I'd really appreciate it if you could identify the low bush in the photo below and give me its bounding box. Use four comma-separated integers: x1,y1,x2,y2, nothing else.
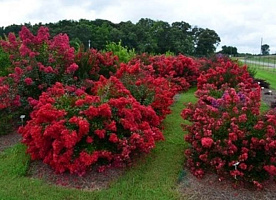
105,41,136,63
19,79,164,175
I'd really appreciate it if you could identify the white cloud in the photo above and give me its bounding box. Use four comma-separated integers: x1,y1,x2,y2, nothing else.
1,0,276,54
0,0,41,25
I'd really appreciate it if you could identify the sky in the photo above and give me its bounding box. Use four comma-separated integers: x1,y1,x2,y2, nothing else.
0,0,275,54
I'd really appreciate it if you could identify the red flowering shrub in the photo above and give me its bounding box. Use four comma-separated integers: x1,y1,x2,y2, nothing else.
149,54,200,92
19,80,164,175
197,58,254,90
74,48,119,81
129,54,200,92
0,26,77,110
116,62,175,120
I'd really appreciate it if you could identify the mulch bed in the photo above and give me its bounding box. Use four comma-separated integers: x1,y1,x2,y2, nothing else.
0,129,21,152
261,88,276,108
27,161,125,190
178,169,276,200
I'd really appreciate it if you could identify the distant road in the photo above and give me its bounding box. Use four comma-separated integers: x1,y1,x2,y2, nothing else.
239,59,276,68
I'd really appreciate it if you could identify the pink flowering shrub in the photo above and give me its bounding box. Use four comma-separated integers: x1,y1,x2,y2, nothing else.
182,58,276,189
0,26,77,110
183,89,276,188
19,79,164,175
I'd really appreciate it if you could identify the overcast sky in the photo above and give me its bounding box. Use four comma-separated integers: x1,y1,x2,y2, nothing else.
1,0,275,54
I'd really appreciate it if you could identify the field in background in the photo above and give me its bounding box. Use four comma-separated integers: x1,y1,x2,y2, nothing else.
236,55,276,72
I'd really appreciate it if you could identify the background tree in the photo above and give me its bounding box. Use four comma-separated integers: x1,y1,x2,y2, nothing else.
193,28,221,56
0,18,221,57
261,44,270,55
169,21,194,55
221,45,238,56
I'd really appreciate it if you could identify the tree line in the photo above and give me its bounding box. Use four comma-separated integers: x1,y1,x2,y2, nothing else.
0,18,221,57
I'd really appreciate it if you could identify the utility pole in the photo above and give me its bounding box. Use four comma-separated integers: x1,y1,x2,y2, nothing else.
260,37,263,55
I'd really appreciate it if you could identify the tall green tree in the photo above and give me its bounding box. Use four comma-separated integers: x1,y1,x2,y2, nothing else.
221,45,238,56
0,18,221,56
135,18,158,53
151,20,171,54
261,44,270,55
193,28,221,56
169,21,194,55
117,21,138,50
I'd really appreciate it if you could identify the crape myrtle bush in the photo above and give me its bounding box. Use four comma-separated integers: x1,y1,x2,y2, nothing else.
19,77,164,175
149,54,200,90
116,61,175,121
74,47,119,82
197,58,254,90
182,58,276,189
0,26,77,111
129,54,200,93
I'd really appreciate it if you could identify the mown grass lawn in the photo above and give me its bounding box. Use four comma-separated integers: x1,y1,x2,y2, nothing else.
255,68,276,90
255,68,276,112
0,88,197,200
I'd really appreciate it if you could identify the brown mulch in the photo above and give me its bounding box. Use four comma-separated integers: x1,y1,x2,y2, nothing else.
0,129,21,152
261,88,276,107
178,169,276,200
27,161,125,191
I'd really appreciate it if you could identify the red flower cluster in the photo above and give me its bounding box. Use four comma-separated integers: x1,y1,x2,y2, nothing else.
130,54,200,92
116,61,175,120
19,80,164,175
74,48,119,81
197,58,254,90
182,58,276,189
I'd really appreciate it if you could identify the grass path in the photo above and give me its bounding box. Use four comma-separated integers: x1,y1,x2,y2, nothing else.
0,88,197,200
